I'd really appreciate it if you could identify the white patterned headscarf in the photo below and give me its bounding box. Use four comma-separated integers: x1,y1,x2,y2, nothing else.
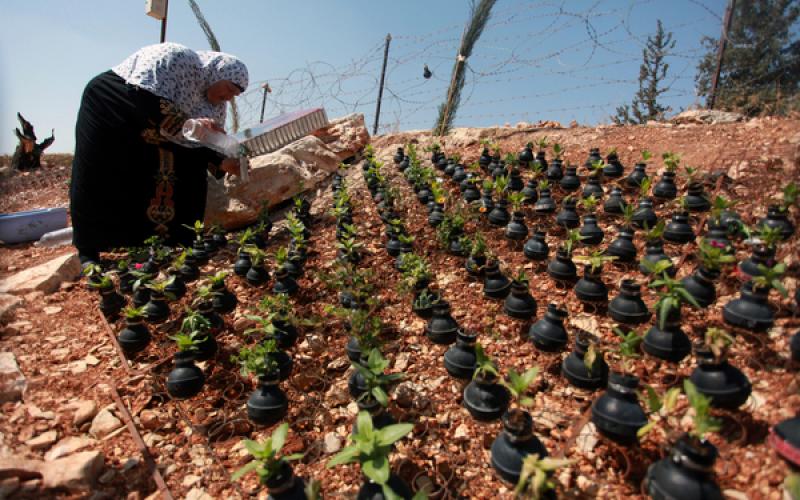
196,50,249,125
112,43,248,128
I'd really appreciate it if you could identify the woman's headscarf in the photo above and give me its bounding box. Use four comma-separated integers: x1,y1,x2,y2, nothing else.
112,42,248,128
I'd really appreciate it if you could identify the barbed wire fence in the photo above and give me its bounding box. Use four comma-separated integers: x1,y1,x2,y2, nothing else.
232,0,724,135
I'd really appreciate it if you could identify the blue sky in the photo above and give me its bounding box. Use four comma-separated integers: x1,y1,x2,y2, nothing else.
0,0,727,154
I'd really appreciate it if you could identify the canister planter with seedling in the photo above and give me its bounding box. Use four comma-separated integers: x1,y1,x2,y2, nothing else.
504,271,537,320
183,220,210,264
166,333,206,399
645,380,724,500
483,259,512,299
625,150,650,188
591,330,648,443
463,344,510,421
349,349,403,406
464,232,489,278
88,270,126,318
491,367,549,484
117,306,150,355
143,275,175,323
603,148,624,178
555,196,580,229
546,143,564,181
528,303,569,351
233,343,288,425
547,229,583,283
642,262,698,363
488,175,511,227
607,205,638,263
573,251,616,304
639,221,674,277
523,229,549,262
582,162,605,200
632,179,658,229
562,331,608,389
560,163,581,192
179,309,217,360
444,329,479,380
327,411,415,500
689,328,751,409
681,240,736,308
723,262,785,332
534,180,556,214
578,195,603,244
233,230,254,276
653,152,680,200
422,300,459,345
232,423,310,499
603,186,628,215
505,192,529,241
273,248,299,295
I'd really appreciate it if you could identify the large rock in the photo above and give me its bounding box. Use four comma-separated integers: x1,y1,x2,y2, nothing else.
0,352,27,402
205,113,369,229
40,451,105,491
0,253,80,295
671,109,743,125
45,436,96,461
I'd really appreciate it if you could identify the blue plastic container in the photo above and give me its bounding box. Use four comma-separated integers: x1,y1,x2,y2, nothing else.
0,208,68,244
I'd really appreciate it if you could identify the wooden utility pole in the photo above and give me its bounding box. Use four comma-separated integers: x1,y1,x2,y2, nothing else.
160,0,169,43
373,33,392,136
259,83,271,123
708,0,735,109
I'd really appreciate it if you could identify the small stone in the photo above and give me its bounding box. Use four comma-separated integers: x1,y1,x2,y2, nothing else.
143,433,164,447
89,410,122,439
184,487,213,500
71,400,98,428
323,432,341,454
576,422,598,454
0,293,22,321
85,355,100,366
25,430,58,450
45,436,96,461
182,474,202,487
454,423,470,439
139,410,161,431
393,352,410,372
26,405,55,420
43,306,62,315
69,361,88,374
0,352,27,402
324,380,350,407
326,356,350,371
232,317,253,333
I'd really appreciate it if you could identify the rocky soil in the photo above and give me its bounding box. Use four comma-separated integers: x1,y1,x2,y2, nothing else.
0,116,798,499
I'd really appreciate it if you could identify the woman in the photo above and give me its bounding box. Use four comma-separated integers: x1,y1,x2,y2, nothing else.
69,42,248,264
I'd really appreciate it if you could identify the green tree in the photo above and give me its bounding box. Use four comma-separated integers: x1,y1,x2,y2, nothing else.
696,0,800,116
614,20,676,124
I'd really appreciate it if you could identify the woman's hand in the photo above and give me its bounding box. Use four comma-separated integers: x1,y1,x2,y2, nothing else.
220,158,243,177
195,117,225,133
